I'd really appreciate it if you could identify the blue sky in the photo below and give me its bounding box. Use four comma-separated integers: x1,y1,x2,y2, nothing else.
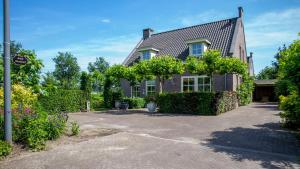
0,0,300,74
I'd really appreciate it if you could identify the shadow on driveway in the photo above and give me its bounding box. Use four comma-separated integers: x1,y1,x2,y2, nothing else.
204,122,300,169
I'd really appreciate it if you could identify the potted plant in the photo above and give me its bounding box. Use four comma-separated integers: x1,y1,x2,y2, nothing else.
145,95,156,112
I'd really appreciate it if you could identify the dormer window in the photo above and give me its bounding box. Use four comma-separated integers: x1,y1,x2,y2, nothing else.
192,43,202,56
138,47,159,60
186,38,211,57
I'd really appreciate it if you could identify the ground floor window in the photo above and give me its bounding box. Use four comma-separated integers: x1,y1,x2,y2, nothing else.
181,76,211,92
146,80,156,96
132,85,141,97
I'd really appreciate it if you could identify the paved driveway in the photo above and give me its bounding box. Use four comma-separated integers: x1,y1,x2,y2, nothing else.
1,103,299,169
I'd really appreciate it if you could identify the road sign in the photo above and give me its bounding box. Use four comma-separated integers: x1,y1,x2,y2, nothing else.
13,55,28,65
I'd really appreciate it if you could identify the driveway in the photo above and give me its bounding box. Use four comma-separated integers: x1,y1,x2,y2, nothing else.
1,103,299,169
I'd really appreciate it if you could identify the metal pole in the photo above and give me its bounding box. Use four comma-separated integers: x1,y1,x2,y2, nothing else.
3,0,12,144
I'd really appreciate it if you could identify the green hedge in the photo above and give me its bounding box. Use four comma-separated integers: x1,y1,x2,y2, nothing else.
91,94,105,110
157,92,237,115
39,89,86,113
122,97,145,109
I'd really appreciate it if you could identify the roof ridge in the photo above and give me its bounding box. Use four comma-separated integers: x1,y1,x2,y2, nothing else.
152,17,239,36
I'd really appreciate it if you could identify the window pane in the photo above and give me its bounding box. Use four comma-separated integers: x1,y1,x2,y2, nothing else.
204,77,210,84
189,78,195,85
204,85,210,92
143,51,151,60
192,44,202,56
198,84,204,92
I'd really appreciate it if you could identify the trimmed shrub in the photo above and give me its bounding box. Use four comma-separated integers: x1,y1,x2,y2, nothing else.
157,92,237,115
39,89,86,113
122,97,145,109
0,140,12,158
157,92,215,115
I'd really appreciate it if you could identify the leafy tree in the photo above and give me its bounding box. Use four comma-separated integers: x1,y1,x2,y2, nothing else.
80,71,92,101
186,50,247,91
277,33,300,128
0,41,44,92
53,52,80,89
256,66,277,80
41,72,59,91
147,55,185,94
90,70,104,93
88,57,109,73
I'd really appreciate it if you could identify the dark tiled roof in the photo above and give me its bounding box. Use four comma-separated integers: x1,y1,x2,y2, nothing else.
125,17,238,66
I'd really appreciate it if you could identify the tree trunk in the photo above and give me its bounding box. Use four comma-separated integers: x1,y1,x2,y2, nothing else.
158,77,163,94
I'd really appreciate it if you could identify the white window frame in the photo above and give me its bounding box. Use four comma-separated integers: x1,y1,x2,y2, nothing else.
192,43,202,56
181,76,211,92
131,84,141,97
146,80,156,96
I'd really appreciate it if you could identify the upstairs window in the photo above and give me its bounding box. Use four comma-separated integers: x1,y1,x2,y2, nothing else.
142,51,151,60
192,43,202,56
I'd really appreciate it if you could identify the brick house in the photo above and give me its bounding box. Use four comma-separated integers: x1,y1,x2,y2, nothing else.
121,7,254,98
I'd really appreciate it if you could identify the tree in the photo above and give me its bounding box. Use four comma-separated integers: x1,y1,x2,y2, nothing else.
88,57,109,73
53,52,80,89
276,33,300,128
147,55,185,94
90,70,104,93
80,71,92,101
41,72,59,91
256,66,277,80
0,41,44,92
186,50,247,91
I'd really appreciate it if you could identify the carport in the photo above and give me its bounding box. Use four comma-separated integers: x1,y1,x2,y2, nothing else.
253,79,277,102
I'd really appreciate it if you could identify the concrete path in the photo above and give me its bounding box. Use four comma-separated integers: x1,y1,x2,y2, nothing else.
1,103,299,169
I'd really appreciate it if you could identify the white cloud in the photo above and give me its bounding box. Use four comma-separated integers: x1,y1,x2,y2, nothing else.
36,34,140,72
180,10,234,26
100,19,111,23
245,8,300,73
246,8,300,48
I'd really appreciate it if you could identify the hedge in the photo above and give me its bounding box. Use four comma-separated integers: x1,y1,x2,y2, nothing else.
122,97,145,109
39,89,86,113
157,92,237,115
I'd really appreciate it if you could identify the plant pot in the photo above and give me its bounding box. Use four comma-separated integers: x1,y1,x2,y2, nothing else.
147,102,156,112
115,100,121,109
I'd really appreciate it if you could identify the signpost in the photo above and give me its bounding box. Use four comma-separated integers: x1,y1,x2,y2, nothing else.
3,0,12,144
13,55,28,65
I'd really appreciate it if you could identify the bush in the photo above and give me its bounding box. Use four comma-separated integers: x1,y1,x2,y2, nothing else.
0,116,4,140
39,89,86,113
0,84,38,112
0,141,12,158
157,92,215,115
157,92,238,115
46,113,67,140
70,121,80,136
279,93,300,128
122,97,145,109
237,76,254,106
91,93,105,110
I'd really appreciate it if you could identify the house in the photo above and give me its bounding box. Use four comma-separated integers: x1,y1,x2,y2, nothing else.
121,7,254,98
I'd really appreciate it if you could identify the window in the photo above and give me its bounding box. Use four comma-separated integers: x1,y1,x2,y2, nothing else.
132,85,140,97
198,76,211,92
146,80,156,96
142,51,151,60
192,43,202,56
182,76,211,92
183,77,195,92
